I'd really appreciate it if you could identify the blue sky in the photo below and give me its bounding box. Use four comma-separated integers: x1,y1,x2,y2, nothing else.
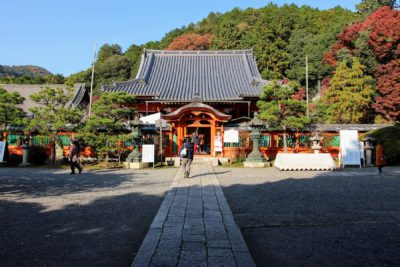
1,0,359,76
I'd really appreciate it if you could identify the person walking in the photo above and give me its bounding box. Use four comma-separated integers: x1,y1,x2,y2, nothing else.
69,137,82,174
179,138,194,178
376,142,386,174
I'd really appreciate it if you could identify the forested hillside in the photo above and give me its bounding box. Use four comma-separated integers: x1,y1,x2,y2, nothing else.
66,3,358,94
0,65,64,84
0,64,51,78
65,0,399,123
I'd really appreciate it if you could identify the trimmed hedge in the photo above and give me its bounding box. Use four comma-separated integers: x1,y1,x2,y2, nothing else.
367,124,400,164
28,146,48,165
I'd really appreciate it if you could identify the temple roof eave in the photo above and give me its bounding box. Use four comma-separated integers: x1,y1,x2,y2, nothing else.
161,102,231,122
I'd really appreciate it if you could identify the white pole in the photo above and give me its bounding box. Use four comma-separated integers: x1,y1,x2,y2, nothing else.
89,45,97,117
160,124,163,166
306,55,309,118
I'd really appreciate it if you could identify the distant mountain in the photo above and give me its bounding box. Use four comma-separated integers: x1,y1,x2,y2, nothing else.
0,65,52,78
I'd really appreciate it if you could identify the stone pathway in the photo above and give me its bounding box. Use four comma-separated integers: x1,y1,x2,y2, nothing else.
132,164,255,267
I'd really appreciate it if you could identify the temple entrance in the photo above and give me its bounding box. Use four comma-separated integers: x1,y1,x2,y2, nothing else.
162,102,232,157
187,127,211,155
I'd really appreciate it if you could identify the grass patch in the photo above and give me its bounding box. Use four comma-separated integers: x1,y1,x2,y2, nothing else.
221,161,244,168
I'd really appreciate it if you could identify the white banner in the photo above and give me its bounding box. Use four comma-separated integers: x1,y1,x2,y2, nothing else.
0,141,5,162
340,130,361,167
214,136,223,152
224,129,239,143
142,144,155,163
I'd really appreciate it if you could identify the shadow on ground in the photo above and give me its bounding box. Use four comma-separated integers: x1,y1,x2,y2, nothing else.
2,167,400,267
216,168,400,267
0,168,174,267
0,168,138,197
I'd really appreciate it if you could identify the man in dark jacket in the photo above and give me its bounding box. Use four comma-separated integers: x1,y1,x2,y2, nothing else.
69,137,82,174
179,138,194,178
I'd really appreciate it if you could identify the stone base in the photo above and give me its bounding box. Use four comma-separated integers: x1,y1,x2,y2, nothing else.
123,162,152,169
218,158,230,165
243,161,270,168
19,162,31,167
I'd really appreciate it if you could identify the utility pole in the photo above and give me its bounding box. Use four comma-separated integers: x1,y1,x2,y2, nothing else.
89,45,97,117
306,55,309,118
160,123,163,166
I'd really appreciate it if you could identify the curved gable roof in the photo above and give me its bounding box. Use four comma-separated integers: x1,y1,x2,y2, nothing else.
102,49,269,101
162,102,231,121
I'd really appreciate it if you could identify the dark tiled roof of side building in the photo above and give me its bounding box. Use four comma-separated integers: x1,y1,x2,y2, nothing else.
0,83,87,115
102,49,270,101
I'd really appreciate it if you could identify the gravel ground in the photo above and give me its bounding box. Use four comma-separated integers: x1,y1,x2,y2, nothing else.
215,167,400,267
0,166,177,267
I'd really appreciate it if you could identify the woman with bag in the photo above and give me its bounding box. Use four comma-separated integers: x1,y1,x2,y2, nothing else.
179,138,194,178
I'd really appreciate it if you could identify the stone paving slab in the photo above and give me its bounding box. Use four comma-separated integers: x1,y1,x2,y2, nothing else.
132,164,255,267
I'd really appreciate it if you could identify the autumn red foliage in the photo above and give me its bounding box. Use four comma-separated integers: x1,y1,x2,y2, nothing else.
361,6,400,61
372,59,400,120
166,33,213,51
292,87,306,100
323,7,400,122
338,22,363,47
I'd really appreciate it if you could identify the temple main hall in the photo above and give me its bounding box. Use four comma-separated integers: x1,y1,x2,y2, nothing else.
102,49,268,157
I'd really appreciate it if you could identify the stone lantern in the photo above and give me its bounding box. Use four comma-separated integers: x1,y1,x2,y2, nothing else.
19,136,31,167
126,116,143,163
362,136,375,166
244,114,269,167
309,132,324,154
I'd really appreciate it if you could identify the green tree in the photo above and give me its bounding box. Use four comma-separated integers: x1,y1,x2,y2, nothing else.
65,69,91,86
78,92,136,161
0,87,25,134
257,81,310,150
323,58,375,123
94,55,132,94
26,86,83,164
124,44,143,78
97,44,122,63
287,7,358,92
356,0,398,16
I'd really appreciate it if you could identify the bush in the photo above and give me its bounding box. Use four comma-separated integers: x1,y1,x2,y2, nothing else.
8,154,22,164
367,124,400,164
28,146,48,165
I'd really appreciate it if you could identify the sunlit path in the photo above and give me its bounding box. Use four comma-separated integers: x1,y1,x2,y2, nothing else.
132,164,255,267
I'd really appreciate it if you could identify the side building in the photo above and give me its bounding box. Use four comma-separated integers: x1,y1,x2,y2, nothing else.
1,83,89,156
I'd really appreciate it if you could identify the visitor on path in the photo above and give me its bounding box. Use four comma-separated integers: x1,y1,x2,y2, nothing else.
376,142,386,174
179,138,194,178
69,137,83,174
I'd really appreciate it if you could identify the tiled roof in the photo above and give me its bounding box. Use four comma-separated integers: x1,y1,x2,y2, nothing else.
0,83,87,115
309,124,390,132
102,49,269,101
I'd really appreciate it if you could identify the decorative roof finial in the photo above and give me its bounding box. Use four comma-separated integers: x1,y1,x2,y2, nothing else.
192,93,202,103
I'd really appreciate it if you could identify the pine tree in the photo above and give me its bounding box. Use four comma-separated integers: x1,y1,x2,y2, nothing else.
323,58,375,123
26,86,83,164
78,92,136,161
0,87,25,133
257,81,310,150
